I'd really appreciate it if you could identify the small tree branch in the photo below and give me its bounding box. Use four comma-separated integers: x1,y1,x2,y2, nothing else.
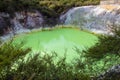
28,73,36,80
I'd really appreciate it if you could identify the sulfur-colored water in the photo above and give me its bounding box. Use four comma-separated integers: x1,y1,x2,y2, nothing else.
13,28,98,62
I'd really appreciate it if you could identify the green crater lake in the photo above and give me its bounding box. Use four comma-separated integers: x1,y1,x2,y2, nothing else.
13,28,98,62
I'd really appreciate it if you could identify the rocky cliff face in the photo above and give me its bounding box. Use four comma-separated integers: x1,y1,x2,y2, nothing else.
1,5,120,35
0,10,44,35
60,5,120,34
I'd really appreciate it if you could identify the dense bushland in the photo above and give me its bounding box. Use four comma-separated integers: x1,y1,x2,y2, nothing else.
0,40,120,80
0,41,31,78
0,41,92,80
1,53,91,80
0,0,100,18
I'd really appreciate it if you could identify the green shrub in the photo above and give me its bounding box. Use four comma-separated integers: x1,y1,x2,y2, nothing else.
0,40,119,80
0,41,31,79
84,32,120,59
2,53,91,80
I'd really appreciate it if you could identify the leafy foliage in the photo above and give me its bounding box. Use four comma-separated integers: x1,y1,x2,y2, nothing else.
0,41,31,78
1,46,120,80
83,29,120,59
1,53,91,80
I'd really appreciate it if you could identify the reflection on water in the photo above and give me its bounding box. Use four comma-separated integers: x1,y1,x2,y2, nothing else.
41,35,84,59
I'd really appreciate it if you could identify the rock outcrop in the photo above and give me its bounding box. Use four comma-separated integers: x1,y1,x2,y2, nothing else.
0,10,44,35
95,64,120,80
0,17,7,34
60,5,120,34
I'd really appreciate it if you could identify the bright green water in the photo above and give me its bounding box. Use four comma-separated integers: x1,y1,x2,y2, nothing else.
14,28,98,62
